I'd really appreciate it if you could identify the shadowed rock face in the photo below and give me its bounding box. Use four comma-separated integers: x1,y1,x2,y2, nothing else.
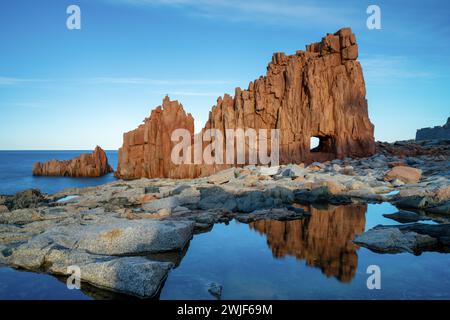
416,117,450,141
116,27,376,180
32,146,113,177
249,204,367,283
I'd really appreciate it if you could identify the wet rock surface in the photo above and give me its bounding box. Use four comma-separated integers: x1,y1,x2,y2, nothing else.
382,210,432,223
207,282,223,300
354,223,450,254
354,227,438,254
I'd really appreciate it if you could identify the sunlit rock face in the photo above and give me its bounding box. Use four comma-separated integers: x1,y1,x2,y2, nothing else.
249,204,367,283
116,27,375,179
32,146,113,177
116,97,197,179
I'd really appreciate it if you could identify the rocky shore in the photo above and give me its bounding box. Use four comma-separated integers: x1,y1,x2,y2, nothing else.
1,140,449,298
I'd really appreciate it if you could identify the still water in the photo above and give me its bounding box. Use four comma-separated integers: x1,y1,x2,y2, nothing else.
1,202,449,300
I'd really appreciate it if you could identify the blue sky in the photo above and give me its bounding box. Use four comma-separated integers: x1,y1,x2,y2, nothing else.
0,0,449,149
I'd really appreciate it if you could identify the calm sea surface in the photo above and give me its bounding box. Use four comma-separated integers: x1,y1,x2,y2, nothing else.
0,151,118,195
0,152,449,299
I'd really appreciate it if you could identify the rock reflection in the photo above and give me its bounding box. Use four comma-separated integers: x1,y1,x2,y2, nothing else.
249,204,367,283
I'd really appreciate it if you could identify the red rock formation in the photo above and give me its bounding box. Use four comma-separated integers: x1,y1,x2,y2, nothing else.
32,146,113,177
116,97,197,179
116,27,376,179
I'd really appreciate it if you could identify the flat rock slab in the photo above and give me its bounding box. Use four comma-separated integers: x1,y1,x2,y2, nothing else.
1,245,172,298
383,210,432,223
354,223,450,254
77,257,172,298
395,223,450,248
198,186,294,213
32,219,195,256
0,217,192,298
354,227,437,254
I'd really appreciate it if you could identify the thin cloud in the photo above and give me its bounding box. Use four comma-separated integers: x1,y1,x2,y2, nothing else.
154,91,221,97
0,77,48,86
13,102,48,109
0,101,48,109
100,0,356,26
91,77,233,86
360,55,436,82
0,76,234,87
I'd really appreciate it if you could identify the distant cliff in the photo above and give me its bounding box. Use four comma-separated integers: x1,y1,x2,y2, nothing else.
33,146,113,177
416,117,450,141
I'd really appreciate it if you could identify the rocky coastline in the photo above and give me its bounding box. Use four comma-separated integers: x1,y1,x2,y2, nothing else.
1,139,449,298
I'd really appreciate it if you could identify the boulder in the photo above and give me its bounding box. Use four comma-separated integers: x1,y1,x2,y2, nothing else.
207,282,223,300
198,186,294,213
279,164,306,178
355,223,450,254
383,210,432,223
294,187,352,205
74,257,172,298
259,166,281,176
19,219,195,256
207,168,236,185
4,189,47,210
235,207,306,223
0,209,43,225
2,245,173,298
143,187,200,212
384,166,422,184
354,227,437,254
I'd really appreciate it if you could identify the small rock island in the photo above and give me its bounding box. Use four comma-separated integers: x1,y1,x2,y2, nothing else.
32,146,113,177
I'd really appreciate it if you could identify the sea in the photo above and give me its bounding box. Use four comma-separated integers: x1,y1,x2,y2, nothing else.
0,150,118,195
0,151,450,300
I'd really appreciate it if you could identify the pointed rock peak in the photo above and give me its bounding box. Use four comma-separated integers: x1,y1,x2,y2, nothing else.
161,95,182,111
163,95,171,103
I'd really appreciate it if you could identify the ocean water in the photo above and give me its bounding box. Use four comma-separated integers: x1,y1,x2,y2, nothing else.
1,203,450,300
0,151,118,195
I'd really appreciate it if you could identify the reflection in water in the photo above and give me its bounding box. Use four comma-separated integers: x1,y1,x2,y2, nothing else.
249,204,367,283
